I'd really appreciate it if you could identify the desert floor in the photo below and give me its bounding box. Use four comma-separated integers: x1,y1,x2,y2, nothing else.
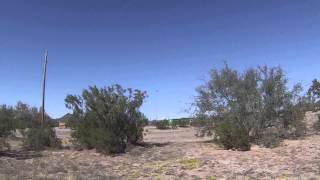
1,126,320,180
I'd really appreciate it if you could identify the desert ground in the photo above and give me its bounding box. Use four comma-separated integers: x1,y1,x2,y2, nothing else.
1,124,320,180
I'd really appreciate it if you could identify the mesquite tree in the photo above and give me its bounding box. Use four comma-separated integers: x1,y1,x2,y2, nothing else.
194,65,306,150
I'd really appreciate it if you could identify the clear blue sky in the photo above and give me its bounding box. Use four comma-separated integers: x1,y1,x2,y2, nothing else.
0,0,319,119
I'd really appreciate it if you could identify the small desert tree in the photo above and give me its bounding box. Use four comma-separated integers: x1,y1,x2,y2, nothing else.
65,84,147,153
194,65,259,150
194,65,306,150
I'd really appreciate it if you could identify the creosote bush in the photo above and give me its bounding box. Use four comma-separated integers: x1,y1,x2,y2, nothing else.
65,84,147,154
214,117,250,151
174,118,191,127
23,122,61,151
171,119,178,129
0,102,59,151
155,120,170,129
156,118,191,130
195,65,308,150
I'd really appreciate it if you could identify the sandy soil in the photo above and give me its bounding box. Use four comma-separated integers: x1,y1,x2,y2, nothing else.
1,126,320,179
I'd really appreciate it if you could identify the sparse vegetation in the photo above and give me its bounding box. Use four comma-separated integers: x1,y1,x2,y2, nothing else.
173,118,191,127
155,118,191,130
171,119,178,129
308,79,320,111
179,158,201,169
0,105,14,150
0,102,59,150
23,122,61,150
65,84,147,153
155,120,170,129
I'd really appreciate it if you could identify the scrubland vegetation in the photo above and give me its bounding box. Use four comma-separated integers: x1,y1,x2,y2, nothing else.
192,65,319,150
1,65,320,179
64,84,147,153
1,66,320,152
155,120,171,129
154,118,191,129
0,102,60,151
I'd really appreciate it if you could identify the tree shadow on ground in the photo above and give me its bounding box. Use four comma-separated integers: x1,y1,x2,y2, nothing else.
123,142,172,157
200,139,215,143
136,142,171,148
0,150,42,160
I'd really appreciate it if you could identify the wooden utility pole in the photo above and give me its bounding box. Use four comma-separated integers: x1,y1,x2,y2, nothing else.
41,50,48,124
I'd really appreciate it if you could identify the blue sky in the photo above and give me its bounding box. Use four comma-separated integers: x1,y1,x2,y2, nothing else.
0,0,319,119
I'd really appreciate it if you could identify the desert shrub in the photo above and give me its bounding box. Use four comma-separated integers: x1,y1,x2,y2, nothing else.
281,105,306,138
194,65,308,150
258,127,280,148
13,101,38,129
192,116,214,137
155,120,170,129
175,118,190,127
307,79,320,111
62,114,78,129
0,102,58,151
127,111,147,144
0,105,14,138
23,122,61,151
191,116,211,127
0,105,14,150
171,119,178,129
65,84,147,154
22,106,60,151
214,115,250,150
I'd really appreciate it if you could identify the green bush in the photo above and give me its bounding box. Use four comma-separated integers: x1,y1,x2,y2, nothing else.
13,102,38,129
307,79,320,110
175,118,190,127
155,120,170,129
23,122,61,151
192,116,214,137
65,84,147,154
0,105,14,138
258,127,280,148
214,115,250,151
194,65,308,150
171,119,178,129
0,105,15,150
0,102,58,151
159,118,191,129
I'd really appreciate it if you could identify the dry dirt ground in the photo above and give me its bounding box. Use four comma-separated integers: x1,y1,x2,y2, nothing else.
1,125,320,180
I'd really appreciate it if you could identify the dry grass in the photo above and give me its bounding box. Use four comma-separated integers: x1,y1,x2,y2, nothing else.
0,126,320,179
